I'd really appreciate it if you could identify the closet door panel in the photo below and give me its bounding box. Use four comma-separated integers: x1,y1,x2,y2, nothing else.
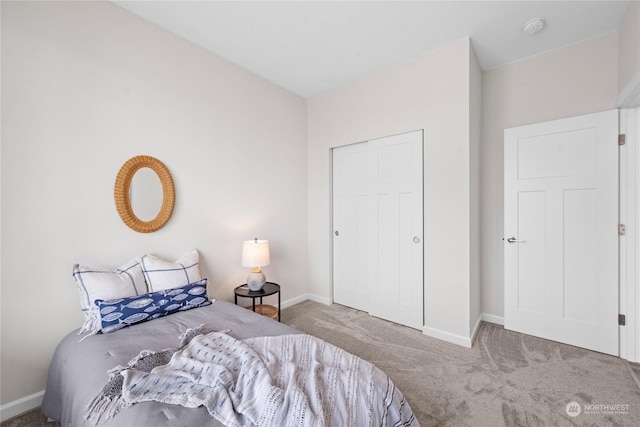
333,131,424,330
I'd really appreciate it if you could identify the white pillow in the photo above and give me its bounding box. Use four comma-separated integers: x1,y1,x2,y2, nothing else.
72,258,148,334
139,249,202,292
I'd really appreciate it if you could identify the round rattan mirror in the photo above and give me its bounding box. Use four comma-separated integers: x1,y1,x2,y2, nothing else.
114,155,175,233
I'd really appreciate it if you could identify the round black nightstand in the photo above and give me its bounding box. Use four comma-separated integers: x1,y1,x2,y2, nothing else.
234,282,280,321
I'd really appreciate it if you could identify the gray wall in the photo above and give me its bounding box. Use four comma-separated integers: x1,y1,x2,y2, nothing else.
1,1,308,404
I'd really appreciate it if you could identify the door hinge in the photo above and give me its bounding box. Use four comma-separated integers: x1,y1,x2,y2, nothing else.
619,134,626,146
619,224,626,236
619,314,626,326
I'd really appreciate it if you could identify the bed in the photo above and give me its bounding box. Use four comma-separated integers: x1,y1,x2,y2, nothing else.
42,300,418,426
43,250,417,426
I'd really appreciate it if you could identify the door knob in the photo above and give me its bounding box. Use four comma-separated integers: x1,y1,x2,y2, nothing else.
335,231,340,236
507,237,525,243
413,236,421,243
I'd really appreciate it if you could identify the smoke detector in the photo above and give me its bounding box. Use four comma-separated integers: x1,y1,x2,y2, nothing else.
522,18,545,35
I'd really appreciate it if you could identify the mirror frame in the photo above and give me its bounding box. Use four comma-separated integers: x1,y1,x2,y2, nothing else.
114,155,175,233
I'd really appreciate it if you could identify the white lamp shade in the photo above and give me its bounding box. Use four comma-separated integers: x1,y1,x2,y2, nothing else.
241,240,270,267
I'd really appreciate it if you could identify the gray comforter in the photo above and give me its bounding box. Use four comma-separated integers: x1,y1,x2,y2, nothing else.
42,300,299,426
43,300,417,426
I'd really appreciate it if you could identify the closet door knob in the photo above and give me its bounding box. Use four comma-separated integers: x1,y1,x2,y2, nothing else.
413,236,420,243
335,231,340,236
507,237,525,243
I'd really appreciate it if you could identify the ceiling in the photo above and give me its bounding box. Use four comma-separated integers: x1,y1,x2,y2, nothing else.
113,1,630,98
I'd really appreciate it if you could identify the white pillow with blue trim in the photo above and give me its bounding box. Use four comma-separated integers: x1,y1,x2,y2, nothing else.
73,258,148,334
139,249,202,292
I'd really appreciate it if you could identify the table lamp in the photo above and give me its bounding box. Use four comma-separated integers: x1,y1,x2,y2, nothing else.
242,238,270,291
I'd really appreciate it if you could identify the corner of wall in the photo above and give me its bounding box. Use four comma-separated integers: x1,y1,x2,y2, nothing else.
616,72,640,108
617,0,640,96
469,39,483,334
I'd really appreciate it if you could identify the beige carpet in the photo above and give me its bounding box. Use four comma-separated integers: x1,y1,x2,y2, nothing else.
284,301,640,427
4,300,639,426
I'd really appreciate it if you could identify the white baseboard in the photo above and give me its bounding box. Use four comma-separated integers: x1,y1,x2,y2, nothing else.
422,325,473,348
0,390,44,422
421,314,504,349
281,293,331,309
481,313,505,325
304,293,332,306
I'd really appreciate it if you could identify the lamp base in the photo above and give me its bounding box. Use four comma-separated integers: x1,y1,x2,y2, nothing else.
247,269,266,291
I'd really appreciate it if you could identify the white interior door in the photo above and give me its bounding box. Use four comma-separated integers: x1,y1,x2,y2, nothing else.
333,142,370,312
368,131,424,329
504,110,619,356
333,131,424,329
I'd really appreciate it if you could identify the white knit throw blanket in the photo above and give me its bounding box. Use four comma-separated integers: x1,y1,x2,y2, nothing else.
88,331,418,427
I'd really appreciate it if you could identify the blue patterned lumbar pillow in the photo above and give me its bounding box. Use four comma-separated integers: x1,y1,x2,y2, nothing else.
95,279,211,334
